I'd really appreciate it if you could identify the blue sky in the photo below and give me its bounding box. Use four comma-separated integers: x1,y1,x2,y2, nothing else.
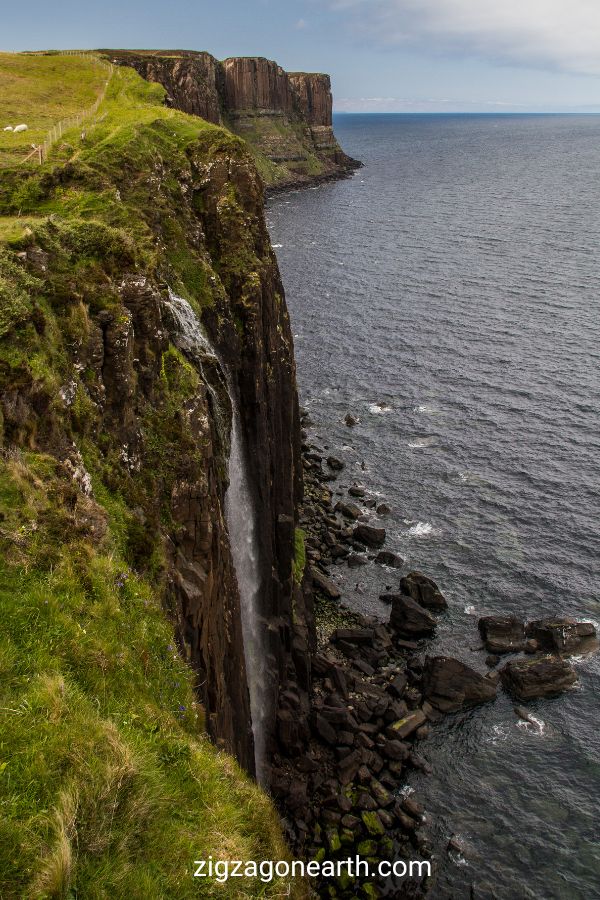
3,0,600,112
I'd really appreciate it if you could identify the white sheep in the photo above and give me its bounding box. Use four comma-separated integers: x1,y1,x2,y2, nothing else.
13,124,28,133
3,126,13,132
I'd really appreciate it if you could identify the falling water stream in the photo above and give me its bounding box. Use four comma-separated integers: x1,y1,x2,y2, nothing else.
162,290,267,782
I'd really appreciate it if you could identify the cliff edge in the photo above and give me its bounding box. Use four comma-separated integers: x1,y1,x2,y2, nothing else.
101,49,361,189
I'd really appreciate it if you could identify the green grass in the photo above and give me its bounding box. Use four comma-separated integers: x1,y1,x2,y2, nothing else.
0,54,111,167
0,55,306,899
0,455,298,899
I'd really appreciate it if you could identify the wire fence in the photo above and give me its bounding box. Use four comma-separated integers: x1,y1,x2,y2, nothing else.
19,52,114,165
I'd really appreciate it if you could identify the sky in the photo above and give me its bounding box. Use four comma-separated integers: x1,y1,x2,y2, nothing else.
3,0,600,112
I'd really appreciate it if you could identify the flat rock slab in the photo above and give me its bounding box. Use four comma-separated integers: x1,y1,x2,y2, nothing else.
423,656,498,712
331,627,375,646
500,654,578,700
388,709,427,739
478,615,526,654
400,571,447,610
526,617,598,657
390,595,437,636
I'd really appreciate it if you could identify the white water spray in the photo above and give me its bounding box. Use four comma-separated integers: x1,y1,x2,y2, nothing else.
162,290,267,782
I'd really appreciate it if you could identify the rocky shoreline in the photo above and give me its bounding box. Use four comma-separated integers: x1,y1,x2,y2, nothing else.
270,407,598,899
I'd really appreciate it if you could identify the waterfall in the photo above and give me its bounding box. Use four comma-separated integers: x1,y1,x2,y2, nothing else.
224,398,268,784
161,290,267,782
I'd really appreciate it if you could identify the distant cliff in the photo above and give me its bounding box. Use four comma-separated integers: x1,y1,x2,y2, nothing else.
101,49,361,189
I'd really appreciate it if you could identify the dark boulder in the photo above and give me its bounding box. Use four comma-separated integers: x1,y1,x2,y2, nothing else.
353,523,386,548
348,484,366,497
335,500,362,520
423,656,498,712
375,550,404,568
400,571,447,610
344,413,359,427
327,455,345,471
500,655,578,700
478,615,526,654
310,567,341,599
390,595,437,637
525,617,598,657
347,552,368,568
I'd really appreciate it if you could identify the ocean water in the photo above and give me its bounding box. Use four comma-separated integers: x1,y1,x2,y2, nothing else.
267,114,600,899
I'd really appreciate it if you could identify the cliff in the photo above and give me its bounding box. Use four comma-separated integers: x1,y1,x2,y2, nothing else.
102,49,361,189
0,54,309,897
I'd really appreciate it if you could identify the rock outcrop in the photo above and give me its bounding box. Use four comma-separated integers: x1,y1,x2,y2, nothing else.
102,49,361,189
500,655,578,699
423,656,498,712
479,615,527,654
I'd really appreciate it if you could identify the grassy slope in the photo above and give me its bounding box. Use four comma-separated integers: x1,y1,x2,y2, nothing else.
0,54,110,167
0,54,303,899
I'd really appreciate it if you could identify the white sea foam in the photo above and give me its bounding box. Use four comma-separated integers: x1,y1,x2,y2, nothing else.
369,402,393,414
486,724,510,745
464,605,477,615
272,243,283,248
408,436,437,449
408,522,434,537
517,715,546,736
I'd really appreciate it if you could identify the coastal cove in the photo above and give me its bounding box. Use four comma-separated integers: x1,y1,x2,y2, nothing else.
268,113,600,899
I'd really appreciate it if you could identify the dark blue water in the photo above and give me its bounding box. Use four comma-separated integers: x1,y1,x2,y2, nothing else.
267,114,600,899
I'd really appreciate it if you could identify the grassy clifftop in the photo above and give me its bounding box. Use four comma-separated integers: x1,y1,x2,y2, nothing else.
0,54,302,899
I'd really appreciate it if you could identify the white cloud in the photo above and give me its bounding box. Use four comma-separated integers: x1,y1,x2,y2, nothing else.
327,0,600,75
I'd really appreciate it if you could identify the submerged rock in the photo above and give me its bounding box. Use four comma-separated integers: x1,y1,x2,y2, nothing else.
344,413,359,426
400,571,447,610
423,656,498,712
500,655,578,700
478,615,526,654
326,455,344,471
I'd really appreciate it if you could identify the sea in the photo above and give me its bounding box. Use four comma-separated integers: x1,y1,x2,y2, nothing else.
267,113,600,900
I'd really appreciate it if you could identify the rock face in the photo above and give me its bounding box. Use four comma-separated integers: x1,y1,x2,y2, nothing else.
102,50,223,124
525,617,598,656
500,655,578,699
400,571,448,610
478,615,526,654
423,656,498,712
103,49,361,188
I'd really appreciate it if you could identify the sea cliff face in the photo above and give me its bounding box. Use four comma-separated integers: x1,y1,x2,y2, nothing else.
103,49,361,188
0,56,309,896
